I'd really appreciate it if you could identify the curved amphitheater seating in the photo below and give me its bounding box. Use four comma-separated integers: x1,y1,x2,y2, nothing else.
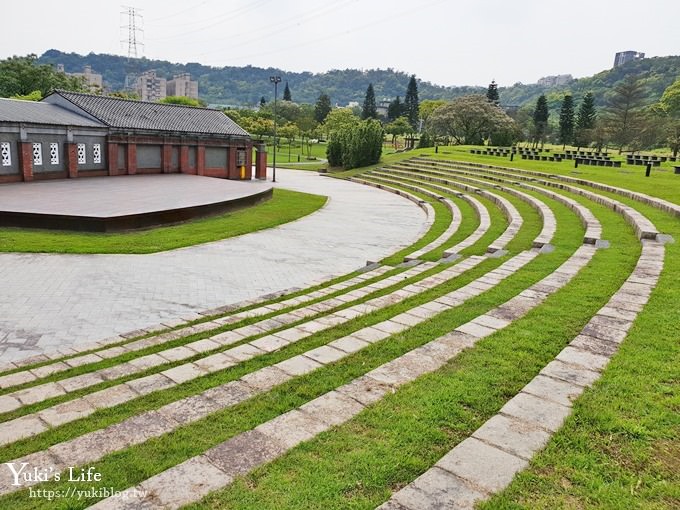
0,171,529,495
0,157,671,510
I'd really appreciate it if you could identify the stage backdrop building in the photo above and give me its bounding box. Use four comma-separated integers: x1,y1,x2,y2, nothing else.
0,91,267,184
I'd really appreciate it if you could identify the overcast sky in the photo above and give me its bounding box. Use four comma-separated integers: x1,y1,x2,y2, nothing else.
2,0,678,87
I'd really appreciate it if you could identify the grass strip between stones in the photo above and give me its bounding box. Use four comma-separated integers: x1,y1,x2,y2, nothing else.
0,184,582,508
480,192,680,510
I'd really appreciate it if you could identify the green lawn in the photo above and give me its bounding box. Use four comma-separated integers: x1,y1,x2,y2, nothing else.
0,188,327,254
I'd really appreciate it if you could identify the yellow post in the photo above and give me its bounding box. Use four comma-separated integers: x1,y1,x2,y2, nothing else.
240,166,246,179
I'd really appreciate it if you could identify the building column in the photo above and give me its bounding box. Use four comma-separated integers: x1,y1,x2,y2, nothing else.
244,144,253,180
126,143,137,175
107,142,118,176
227,146,237,180
66,143,78,178
162,144,172,173
18,142,33,182
255,143,267,180
196,144,205,176
179,145,189,173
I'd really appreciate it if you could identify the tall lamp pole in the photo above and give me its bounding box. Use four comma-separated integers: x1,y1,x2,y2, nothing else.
269,75,281,182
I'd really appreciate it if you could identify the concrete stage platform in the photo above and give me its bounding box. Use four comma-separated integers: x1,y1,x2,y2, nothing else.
0,174,273,231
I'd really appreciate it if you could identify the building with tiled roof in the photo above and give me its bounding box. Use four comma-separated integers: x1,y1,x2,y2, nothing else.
0,91,267,183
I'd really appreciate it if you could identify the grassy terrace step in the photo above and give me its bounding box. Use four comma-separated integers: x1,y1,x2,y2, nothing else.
356,177,503,263
361,173,523,255
411,155,680,218
372,168,557,250
378,173,665,509
395,160,603,244
371,171,523,255
484,195,679,510
177,177,640,510
413,158,661,240
362,175,491,260
0,175,548,504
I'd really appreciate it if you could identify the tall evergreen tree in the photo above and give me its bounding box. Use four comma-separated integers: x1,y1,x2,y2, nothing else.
283,82,292,101
532,94,549,147
362,83,377,120
605,76,647,153
259,96,266,107
558,94,575,147
486,79,499,104
387,96,403,122
575,92,597,148
314,93,332,123
404,75,420,129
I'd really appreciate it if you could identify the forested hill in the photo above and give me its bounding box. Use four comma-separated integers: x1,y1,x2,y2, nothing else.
38,49,482,106
38,49,680,108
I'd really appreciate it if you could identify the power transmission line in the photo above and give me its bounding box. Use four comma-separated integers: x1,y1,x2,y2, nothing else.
120,5,144,59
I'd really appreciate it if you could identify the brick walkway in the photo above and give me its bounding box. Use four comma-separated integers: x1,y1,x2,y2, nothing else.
0,170,427,362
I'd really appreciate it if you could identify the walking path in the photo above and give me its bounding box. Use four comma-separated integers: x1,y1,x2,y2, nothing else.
0,169,427,362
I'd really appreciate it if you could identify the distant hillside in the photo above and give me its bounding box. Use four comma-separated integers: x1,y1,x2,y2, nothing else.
500,55,680,111
38,50,680,110
38,49,482,106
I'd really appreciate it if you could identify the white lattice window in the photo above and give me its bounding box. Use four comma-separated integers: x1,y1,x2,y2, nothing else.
0,142,10,167
32,143,42,165
49,143,59,165
77,143,86,164
93,144,101,164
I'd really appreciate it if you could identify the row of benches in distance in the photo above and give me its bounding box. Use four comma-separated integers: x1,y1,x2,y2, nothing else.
471,148,680,171
470,148,620,166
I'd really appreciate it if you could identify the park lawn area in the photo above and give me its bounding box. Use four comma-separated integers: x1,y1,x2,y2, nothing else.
0,188,326,254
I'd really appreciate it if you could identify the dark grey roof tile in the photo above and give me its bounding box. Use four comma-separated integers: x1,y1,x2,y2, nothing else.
49,91,250,137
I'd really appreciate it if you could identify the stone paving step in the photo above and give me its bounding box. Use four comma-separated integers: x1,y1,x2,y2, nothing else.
0,265,404,393
395,161,602,244
378,236,664,510
411,156,680,219
0,264,393,377
0,247,542,496
373,170,522,256
350,176,462,262
86,237,598,510
0,262,441,422
410,158,660,241
374,168,557,249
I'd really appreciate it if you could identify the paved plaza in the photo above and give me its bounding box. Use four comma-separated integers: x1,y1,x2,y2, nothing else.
0,169,427,362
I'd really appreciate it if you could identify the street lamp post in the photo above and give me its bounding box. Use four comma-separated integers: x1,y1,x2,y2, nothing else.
269,75,281,182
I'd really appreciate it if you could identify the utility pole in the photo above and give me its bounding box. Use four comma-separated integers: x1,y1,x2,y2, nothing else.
269,76,281,183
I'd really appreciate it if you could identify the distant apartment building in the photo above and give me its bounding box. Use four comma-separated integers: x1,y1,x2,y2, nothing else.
536,74,573,87
166,73,199,99
613,51,645,68
136,70,166,102
57,64,104,92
